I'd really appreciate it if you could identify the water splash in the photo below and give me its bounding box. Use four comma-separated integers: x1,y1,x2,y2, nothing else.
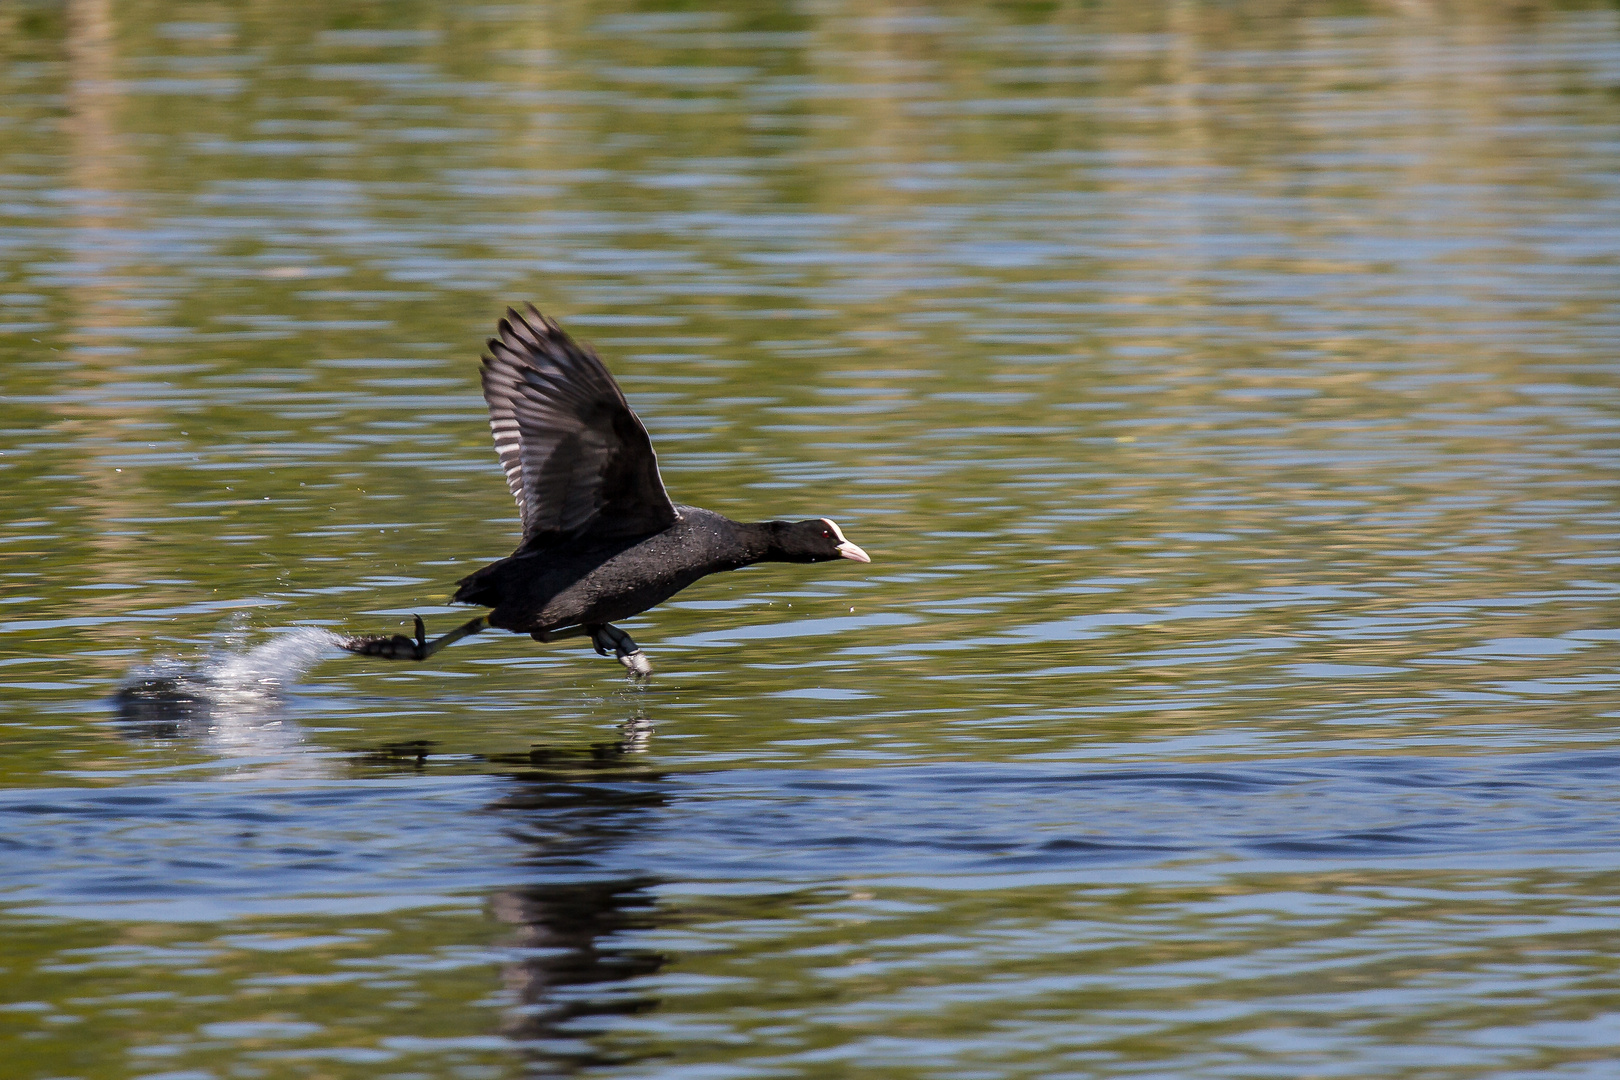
114,626,345,732
207,626,343,696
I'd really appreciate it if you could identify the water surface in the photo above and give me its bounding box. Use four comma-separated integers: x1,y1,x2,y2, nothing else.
3,1,1620,1077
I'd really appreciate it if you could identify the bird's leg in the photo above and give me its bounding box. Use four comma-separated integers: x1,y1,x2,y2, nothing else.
343,615,488,661
587,623,653,679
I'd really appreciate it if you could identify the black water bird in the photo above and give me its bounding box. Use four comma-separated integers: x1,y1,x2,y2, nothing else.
343,306,871,676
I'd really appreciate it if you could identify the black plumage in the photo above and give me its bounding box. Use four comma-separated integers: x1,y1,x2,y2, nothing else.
344,306,870,676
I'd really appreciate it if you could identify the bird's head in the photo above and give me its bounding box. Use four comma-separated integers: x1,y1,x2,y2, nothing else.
768,518,871,564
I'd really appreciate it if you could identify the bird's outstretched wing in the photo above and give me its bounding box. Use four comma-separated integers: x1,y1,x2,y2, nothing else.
480,305,677,546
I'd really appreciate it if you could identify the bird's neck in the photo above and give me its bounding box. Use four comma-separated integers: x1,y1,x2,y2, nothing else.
732,520,789,564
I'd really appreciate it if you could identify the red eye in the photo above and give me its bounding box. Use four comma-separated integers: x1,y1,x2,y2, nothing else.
822,530,831,538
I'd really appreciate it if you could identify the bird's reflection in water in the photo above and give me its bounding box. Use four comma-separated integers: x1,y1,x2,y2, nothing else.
487,875,665,1062
488,718,669,1070
361,715,673,1074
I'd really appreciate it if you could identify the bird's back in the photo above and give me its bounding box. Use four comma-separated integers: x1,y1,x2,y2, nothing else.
455,507,754,633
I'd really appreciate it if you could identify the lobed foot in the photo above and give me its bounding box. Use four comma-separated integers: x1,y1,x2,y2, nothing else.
619,649,652,679
342,615,427,660
342,614,489,662
589,623,654,680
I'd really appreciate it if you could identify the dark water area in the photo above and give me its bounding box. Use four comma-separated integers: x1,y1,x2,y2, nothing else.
3,1,1620,1076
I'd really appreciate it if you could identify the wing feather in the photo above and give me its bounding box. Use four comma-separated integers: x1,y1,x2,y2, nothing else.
480,306,677,546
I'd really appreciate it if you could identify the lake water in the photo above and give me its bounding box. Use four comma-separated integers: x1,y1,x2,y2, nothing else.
4,2,1620,1077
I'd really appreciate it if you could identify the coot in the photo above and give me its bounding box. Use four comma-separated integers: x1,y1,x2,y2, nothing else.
342,306,870,676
